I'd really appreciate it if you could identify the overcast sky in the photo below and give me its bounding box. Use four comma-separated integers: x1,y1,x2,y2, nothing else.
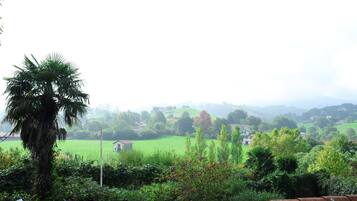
1,0,357,110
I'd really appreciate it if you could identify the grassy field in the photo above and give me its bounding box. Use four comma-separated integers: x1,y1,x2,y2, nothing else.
299,121,357,134
335,122,357,134
0,136,247,162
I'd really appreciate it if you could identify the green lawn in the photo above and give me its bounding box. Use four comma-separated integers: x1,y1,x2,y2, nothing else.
299,121,357,135
335,122,357,134
0,136,247,162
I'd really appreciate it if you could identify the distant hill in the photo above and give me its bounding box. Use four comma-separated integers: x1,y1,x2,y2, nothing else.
185,103,305,120
302,103,357,122
163,106,201,118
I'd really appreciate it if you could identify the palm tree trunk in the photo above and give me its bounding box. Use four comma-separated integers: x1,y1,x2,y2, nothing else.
32,143,54,199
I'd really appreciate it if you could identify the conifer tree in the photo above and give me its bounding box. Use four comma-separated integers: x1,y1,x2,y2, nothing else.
217,125,230,163
193,127,207,161
231,126,243,164
208,141,216,163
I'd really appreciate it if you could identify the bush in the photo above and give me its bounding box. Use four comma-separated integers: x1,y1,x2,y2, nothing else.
319,176,357,195
246,147,275,179
47,176,144,201
169,160,232,201
0,192,34,201
117,150,144,166
255,171,322,198
140,182,178,201
276,156,298,173
55,159,163,189
144,151,180,166
0,160,33,193
139,129,160,139
230,189,283,201
0,148,25,170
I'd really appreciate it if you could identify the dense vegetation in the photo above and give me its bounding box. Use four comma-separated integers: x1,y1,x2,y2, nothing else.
1,125,357,200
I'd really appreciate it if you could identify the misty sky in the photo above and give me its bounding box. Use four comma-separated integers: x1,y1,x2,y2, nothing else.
1,0,357,110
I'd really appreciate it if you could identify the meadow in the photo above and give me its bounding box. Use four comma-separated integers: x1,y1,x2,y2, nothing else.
0,135,247,162
299,121,357,135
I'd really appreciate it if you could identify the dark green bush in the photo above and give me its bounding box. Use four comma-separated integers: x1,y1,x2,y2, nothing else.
255,171,321,198
0,191,34,201
276,156,298,173
169,161,232,201
55,159,163,188
246,147,275,179
47,176,144,201
0,160,33,193
140,182,178,201
230,189,283,201
0,148,25,170
319,176,357,195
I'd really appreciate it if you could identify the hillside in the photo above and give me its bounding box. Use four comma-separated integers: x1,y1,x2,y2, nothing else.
302,103,357,122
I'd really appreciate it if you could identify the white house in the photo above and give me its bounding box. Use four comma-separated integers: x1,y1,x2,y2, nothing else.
113,140,133,152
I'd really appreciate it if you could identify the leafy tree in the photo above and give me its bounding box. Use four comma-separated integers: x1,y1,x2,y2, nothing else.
252,128,310,158
313,117,331,128
306,126,320,141
246,147,275,179
193,127,207,161
212,117,229,133
258,122,271,131
321,126,339,141
227,110,247,124
246,116,262,129
194,110,212,135
117,111,140,126
149,110,166,125
3,54,89,198
308,146,351,176
176,112,194,135
86,120,107,132
140,111,150,123
328,134,357,155
231,126,243,164
217,125,230,163
272,116,297,129
208,141,216,163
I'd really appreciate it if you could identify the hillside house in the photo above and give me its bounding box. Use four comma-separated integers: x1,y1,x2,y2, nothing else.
113,140,133,152
234,125,254,145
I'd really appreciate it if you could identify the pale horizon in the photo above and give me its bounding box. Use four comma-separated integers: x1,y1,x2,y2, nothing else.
1,0,357,110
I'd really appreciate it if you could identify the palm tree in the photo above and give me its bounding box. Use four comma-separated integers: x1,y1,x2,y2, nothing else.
3,54,89,198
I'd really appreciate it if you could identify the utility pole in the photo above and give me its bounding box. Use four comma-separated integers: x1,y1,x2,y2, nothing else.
100,129,103,187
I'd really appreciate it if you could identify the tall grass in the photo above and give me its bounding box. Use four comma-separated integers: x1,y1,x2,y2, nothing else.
110,150,181,166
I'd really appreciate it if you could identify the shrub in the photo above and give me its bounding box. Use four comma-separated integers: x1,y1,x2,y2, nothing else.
140,182,178,201
113,129,139,140
139,129,160,139
117,150,144,166
230,189,283,201
0,192,34,201
319,176,357,195
47,176,144,201
144,151,180,166
0,148,25,170
276,156,298,173
0,160,33,193
246,147,275,179
255,171,322,198
169,160,232,201
55,159,163,188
